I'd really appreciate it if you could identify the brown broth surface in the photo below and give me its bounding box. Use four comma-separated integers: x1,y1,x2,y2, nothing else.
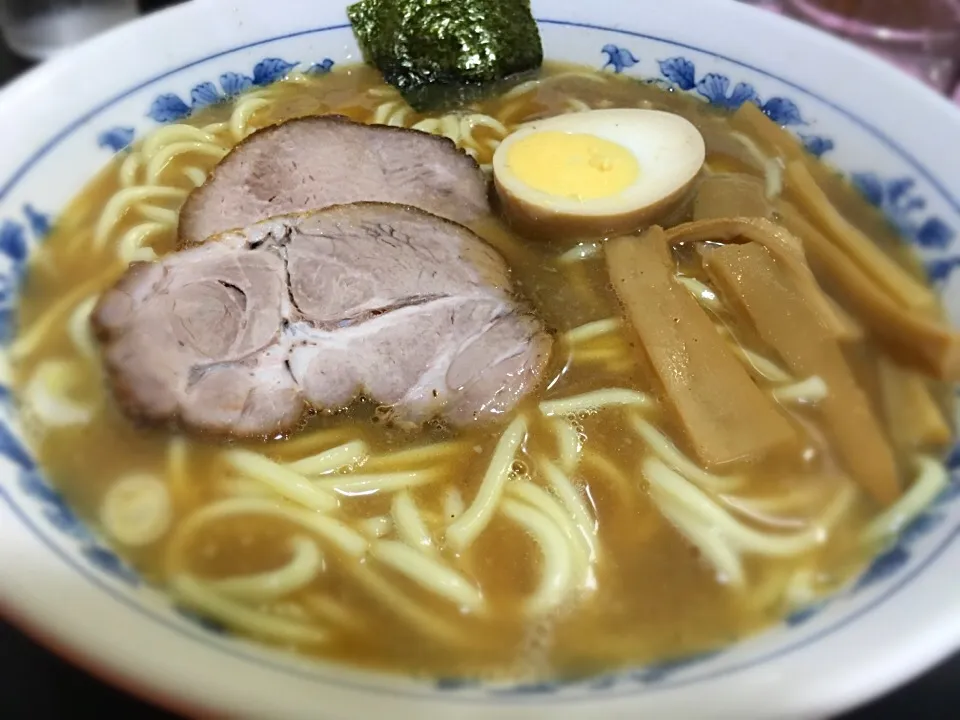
10,62,950,681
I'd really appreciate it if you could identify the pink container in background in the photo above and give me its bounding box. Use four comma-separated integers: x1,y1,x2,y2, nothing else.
738,0,960,100
783,0,960,95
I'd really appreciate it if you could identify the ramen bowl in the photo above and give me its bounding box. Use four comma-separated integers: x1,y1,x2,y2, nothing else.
0,0,959,718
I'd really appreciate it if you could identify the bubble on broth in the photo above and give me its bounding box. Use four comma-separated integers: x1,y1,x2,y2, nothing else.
9,59,953,682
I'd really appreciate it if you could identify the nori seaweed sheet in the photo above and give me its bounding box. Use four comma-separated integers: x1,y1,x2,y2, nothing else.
348,0,543,111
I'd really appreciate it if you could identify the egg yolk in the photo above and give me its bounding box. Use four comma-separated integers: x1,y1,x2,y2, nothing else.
505,131,639,201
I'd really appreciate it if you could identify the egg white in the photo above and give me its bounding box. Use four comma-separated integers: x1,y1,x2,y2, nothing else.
493,108,706,218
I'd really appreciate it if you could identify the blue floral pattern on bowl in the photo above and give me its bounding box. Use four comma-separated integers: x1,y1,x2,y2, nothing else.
151,57,334,123
657,55,804,122
0,428,139,585
97,126,135,153
851,173,956,250
601,47,834,160
602,44,639,73
149,57,302,123
97,57,335,152
0,204,51,341
0,35,958,694
639,50,955,266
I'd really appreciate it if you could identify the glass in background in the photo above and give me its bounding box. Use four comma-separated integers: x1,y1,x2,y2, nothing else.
784,0,960,94
0,0,139,61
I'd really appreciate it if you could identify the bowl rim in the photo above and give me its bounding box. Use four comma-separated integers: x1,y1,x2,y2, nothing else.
0,1,959,718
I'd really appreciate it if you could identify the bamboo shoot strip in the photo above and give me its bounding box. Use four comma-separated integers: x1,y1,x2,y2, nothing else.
664,217,847,338
785,160,935,312
701,242,900,505
693,173,771,222
606,229,797,468
777,201,960,380
876,357,951,452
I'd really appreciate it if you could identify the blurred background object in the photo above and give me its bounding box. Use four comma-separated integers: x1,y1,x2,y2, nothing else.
0,0,138,60
784,0,960,94
736,0,960,98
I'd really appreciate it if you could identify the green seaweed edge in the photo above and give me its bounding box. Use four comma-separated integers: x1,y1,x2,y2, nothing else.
347,0,544,111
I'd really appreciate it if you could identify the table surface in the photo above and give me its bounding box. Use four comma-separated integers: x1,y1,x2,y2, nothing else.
0,1,957,717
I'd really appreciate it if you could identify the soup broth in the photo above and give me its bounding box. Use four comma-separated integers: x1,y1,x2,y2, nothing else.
10,62,952,680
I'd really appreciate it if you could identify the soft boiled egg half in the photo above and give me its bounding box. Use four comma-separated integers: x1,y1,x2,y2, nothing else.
492,108,706,240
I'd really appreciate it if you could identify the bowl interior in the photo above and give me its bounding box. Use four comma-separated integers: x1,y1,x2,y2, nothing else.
0,1,958,718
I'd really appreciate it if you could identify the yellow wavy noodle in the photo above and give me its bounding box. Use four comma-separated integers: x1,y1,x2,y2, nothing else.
9,60,947,680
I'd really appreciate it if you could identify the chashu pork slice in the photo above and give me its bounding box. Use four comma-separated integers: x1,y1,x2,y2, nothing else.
178,115,491,245
93,202,552,437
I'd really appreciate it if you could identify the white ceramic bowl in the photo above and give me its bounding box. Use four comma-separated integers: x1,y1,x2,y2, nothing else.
0,1,958,718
